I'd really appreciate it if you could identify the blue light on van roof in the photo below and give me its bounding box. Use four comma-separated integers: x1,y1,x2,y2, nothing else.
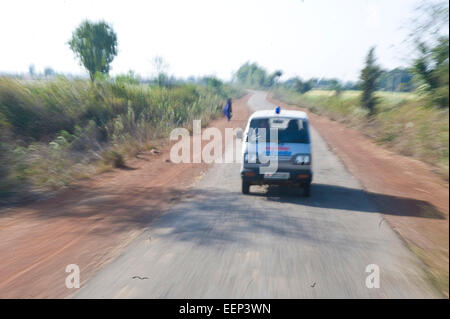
275,106,281,114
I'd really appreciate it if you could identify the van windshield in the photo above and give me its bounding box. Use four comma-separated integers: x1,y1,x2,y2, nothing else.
248,118,310,144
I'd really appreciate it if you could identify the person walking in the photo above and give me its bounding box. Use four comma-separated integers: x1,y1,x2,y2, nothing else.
223,98,232,121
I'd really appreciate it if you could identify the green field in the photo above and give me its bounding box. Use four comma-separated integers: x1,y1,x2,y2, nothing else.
301,90,418,106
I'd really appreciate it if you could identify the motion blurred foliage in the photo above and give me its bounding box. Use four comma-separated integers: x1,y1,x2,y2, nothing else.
360,47,382,115
235,62,282,89
293,77,314,94
280,69,415,95
377,68,414,92
0,76,241,202
410,1,449,107
274,88,449,178
199,76,245,99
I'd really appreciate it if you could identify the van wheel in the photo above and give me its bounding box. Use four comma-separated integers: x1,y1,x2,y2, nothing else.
242,181,250,194
303,183,311,197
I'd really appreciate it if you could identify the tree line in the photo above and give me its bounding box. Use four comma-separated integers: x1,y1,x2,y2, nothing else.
234,61,416,93
235,1,448,113
234,62,283,88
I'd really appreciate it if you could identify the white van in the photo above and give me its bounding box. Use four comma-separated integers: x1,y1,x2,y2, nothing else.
240,107,312,196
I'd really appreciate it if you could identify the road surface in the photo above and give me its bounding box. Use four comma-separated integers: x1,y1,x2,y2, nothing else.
74,91,438,298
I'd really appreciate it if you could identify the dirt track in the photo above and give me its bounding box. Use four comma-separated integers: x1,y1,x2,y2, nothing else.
0,91,447,298
75,92,439,298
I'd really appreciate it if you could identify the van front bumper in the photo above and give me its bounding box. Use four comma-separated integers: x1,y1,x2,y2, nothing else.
241,168,312,186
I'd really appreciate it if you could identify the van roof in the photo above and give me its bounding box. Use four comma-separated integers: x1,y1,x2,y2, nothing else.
249,109,308,121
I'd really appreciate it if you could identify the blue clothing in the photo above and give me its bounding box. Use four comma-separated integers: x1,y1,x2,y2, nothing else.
223,100,232,120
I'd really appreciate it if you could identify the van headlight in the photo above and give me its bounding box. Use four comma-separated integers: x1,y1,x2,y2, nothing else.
244,153,258,163
295,155,310,165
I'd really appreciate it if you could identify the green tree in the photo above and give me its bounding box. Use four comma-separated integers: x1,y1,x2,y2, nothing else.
28,64,35,77
152,56,169,87
360,47,382,114
410,1,449,107
235,62,269,88
44,67,55,78
235,63,284,88
265,70,283,87
68,20,118,82
412,37,449,106
377,68,414,92
292,77,313,94
205,76,223,90
328,79,343,96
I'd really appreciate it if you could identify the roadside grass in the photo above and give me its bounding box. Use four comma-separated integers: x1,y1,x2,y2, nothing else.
273,88,449,179
0,77,243,203
408,242,449,297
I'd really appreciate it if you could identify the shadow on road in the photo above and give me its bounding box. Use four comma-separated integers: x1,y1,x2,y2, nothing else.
134,182,444,249
254,183,445,220
3,181,444,244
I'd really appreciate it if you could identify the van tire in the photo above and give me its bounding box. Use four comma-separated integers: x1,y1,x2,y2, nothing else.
303,183,311,197
242,181,250,194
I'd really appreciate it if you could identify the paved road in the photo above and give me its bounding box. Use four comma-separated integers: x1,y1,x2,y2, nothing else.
75,91,438,298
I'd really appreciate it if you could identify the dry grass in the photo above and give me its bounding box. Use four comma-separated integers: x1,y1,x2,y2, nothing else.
0,77,242,203
274,88,449,179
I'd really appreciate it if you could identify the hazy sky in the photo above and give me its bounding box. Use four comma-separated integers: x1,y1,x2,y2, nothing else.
0,0,425,81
